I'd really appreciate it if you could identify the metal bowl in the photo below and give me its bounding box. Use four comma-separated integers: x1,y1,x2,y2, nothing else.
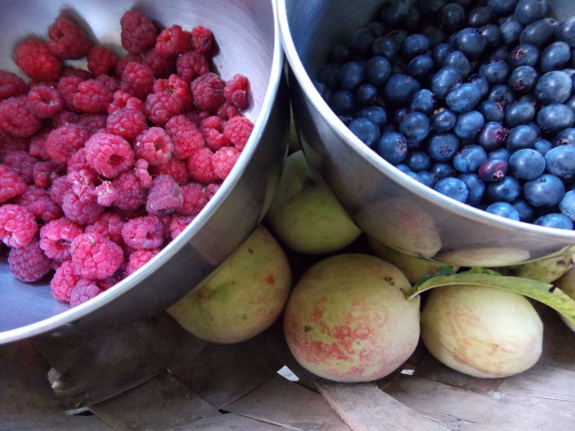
0,0,289,343
279,0,575,268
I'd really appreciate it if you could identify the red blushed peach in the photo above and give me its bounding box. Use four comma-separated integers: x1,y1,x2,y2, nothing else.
283,253,420,382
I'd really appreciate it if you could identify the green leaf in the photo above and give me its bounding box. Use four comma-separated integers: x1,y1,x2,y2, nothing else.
408,270,575,326
412,265,458,289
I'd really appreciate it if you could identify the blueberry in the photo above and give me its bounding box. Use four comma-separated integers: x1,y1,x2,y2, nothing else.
490,45,511,62
514,0,549,26
478,122,508,151
566,96,575,114
399,112,430,143
393,107,411,125
555,128,575,146
416,170,438,187
330,43,354,64
478,100,505,123
478,157,508,182
524,173,566,207
486,176,522,202
506,124,538,151
380,0,409,27
443,50,472,78
540,42,571,73
351,28,376,53
486,202,521,220
512,198,536,222
487,85,515,108
371,37,399,61
366,56,392,87
509,148,546,180
500,16,524,46
559,190,575,221
555,17,575,48
535,71,573,105
446,83,482,114
505,100,536,127
432,43,452,66
468,74,490,98
427,133,460,161
366,21,387,37
545,145,575,179
405,149,432,172
406,55,435,81
355,84,378,106
395,163,412,174
318,63,340,88
479,60,510,85
431,162,457,179
410,89,437,115
509,44,539,68
454,28,488,58
422,26,447,49
519,18,557,47
356,106,388,128
454,111,485,139
430,108,457,132
329,90,355,115
487,0,519,16
489,147,511,162
479,25,503,49
440,3,466,33
384,74,421,106
386,29,409,47
432,66,462,99
453,144,488,173
467,7,494,28
337,62,365,90
338,115,355,126
419,0,449,16
376,132,409,164
508,65,539,93
534,138,553,155
434,177,469,203
348,117,381,147
405,7,422,31
312,79,330,101
537,104,575,135
401,34,430,60
458,173,486,206
534,213,574,229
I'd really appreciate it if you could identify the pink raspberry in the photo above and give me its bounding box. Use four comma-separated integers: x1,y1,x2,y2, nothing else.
164,115,205,159
93,181,117,206
78,113,108,135
122,215,164,249
106,108,146,141
87,46,119,77
134,158,153,188
28,128,51,161
112,171,147,210
57,76,84,112
67,166,99,204
107,90,143,114
224,74,249,110
143,48,177,79
223,116,254,151
143,92,183,126
191,26,213,54
39,218,84,261
15,39,62,82
120,62,155,100
177,182,208,216
45,124,89,164
51,259,81,302
176,50,210,82
27,84,65,118
0,204,37,248
0,164,27,202
125,248,160,276
205,182,220,199
53,111,81,129
70,232,124,279
133,127,174,166
158,214,172,241
4,151,37,184
0,96,42,138
62,189,104,226
0,70,29,100
150,157,189,185
191,72,225,112
0,133,30,161
67,147,92,173
69,278,102,307
50,175,72,205
187,147,218,184
155,25,192,58
153,74,193,109
47,17,92,60
85,212,124,245
73,78,115,113
213,146,240,180
120,10,158,55
200,115,229,151
8,239,52,283
15,186,61,222
62,66,93,81
146,175,183,215
115,53,143,79
85,131,135,178
216,101,239,121
34,160,64,189
170,215,196,239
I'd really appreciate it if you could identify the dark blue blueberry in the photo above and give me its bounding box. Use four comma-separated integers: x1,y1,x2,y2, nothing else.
443,50,472,78
371,37,399,62
487,85,515,108
478,157,508,182
405,6,422,31
329,90,355,115
384,74,421,106
555,128,575,146
468,74,490,98
416,170,438,188
519,18,558,47
330,43,353,64
401,34,430,60
318,63,339,88
431,66,462,99
399,112,430,143
348,117,381,147
422,26,447,49
545,145,575,179
479,60,510,85
518,93,539,108
555,17,575,49
431,162,457,179
393,107,411,125
487,0,519,16
509,44,539,68
407,55,435,81
446,83,482,114
430,108,457,132
419,0,449,16
338,115,355,126
366,21,387,37
479,25,502,49
535,71,573,105
366,56,392,87
509,148,546,180
524,173,566,207
454,111,485,139
500,16,524,46
434,177,469,203
490,45,511,62
534,138,553,155
386,29,409,47
467,7,494,27
395,163,412,174
505,100,536,127
514,0,549,26
506,124,538,151
410,89,437,115
478,100,505,123
566,96,575,114
540,42,571,73
458,173,486,206
337,62,365,91
454,28,488,58
453,145,488,173
559,190,575,221
356,106,388,128
390,58,408,75
351,28,376,53
376,132,409,164
440,3,466,33
508,65,539,93
380,0,409,27
486,176,522,202
312,79,330,101
489,147,511,162
405,149,432,172
512,198,536,222
432,43,452,67
486,202,521,220
427,133,460,161
537,104,575,135
355,84,378,106
478,122,508,151
534,213,574,230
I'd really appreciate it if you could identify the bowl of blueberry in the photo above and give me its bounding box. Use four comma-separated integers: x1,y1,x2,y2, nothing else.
0,0,288,343
279,0,575,267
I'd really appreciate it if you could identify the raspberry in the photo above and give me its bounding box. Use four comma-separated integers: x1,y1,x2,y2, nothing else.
15,186,61,222
191,26,213,54
4,151,37,184
28,128,51,160
34,160,64,189
143,48,177,79
150,157,189,185
224,74,249,110
47,17,92,60
133,127,174,165
50,175,72,205
134,158,153,188
78,113,108,135
0,70,29,100
93,181,117,206
106,108,146,141
85,131,135,178
143,92,183,126
216,101,239,121
0,204,37,248
115,53,143,79
223,116,253,151
39,218,84,261
165,115,205,159
85,212,124,245
70,232,124,279
62,67,93,80
113,171,147,210
69,278,102,307
200,115,229,151
158,214,172,241
146,175,183,215
51,260,81,302
122,215,164,249
87,46,119,77
205,182,220,199
155,25,192,58
120,62,155,100
73,78,115,113
0,96,42,138
8,240,52,282
57,76,83,112
0,133,30,161
169,215,196,239
153,74,193,109
0,164,27,202
125,248,160,276
67,166,99,204
27,84,65,118
184,109,211,124
45,124,89,164
15,39,62,82
213,146,240,180
107,90,143,114
67,147,91,173
187,147,218,184
62,189,104,226
176,50,210,82
177,182,208,216
191,72,225,112
120,10,158,55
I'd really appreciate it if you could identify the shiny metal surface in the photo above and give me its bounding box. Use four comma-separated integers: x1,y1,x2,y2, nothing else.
279,0,575,268
0,0,289,343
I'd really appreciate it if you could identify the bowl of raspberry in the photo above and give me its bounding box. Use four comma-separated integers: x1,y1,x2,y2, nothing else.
279,0,575,267
0,0,289,343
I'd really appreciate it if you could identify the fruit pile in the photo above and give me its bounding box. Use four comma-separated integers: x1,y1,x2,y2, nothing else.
0,11,253,306
313,0,575,229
